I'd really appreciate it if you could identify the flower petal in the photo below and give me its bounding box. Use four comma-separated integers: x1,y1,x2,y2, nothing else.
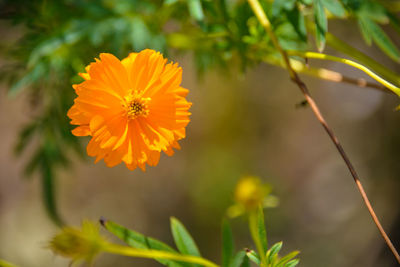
68,49,191,171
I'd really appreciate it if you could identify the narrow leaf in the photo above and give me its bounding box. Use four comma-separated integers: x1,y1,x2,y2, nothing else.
321,0,345,17
222,220,234,267
15,123,38,155
285,259,300,267
245,249,261,265
358,18,372,45
170,217,201,257
101,219,183,267
276,251,300,267
240,256,249,267
164,0,179,5
229,251,246,267
286,7,307,42
272,0,296,17
41,163,63,226
187,0,204,22
266,242,283,264
359,17,400,62
314,0,327,51
269,242,283,257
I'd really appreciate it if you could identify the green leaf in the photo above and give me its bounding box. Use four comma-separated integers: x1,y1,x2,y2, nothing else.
314,0,327,51
321,0,345,18
222,220,234,267
272,0,296,17
170,217,201,257
358,16,400,62
8,63,46,96
285,259,300,267
301,0,313,5
245,249,261,265
187,0,204,22
101,219,183,267
287,7,307,42
358,17,372,45
164,0,179,5
229,251,246,267
41,163,63,226
15,123,38,155
240,256,249,267
276,251,300,267
357,1,388,24
269,242,283,256
266,242,282,265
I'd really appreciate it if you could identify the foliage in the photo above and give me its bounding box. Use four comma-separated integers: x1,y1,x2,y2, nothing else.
1,0,399,227
46,178,299,267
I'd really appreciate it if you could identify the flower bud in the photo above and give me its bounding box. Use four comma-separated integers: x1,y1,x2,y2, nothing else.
48,220,107,264
234,176,270,210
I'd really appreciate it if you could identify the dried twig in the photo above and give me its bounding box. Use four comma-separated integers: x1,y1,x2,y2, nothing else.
247,0,400,263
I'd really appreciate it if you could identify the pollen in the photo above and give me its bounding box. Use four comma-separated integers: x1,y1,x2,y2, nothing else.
124,93,150,120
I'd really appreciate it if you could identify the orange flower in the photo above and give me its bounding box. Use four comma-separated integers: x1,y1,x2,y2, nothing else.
67,49,191,171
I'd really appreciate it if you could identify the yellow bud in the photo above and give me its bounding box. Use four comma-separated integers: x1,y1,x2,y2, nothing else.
48,220,107,264
234,176,270,210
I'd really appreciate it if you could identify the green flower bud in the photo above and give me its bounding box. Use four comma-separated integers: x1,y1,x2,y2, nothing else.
234,176,270,210
48,220,108,264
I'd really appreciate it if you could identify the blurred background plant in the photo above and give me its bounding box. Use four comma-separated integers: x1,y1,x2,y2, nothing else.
46,178,298,267
1,0,400,266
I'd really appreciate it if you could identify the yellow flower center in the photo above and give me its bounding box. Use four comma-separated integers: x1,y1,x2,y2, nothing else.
124,92,150,120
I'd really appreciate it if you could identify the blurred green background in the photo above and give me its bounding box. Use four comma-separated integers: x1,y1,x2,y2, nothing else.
1,0,400,266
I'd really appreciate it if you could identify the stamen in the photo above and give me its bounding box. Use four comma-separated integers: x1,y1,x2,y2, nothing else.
124,93,150,120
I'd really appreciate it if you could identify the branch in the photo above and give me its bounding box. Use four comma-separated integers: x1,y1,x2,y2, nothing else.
247,0,400,264
287,50,400,97
326,33,400,87
260,56,393,94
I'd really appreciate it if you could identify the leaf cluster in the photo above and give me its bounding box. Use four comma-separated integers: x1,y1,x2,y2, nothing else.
101,206,299,267
0,0,399,223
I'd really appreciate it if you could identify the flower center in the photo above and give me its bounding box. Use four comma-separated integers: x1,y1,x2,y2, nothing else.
124,93,150,120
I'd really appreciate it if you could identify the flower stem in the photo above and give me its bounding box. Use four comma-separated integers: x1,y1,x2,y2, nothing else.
249,210,267,267
287,50,400,97
326,33,400,87
247,0,400,264
104,244,220,267
259,55,392,94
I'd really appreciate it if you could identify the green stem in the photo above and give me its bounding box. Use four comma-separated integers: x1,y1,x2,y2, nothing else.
247,0,400,264
0,259,18,267
249,210,266,267
326,33,400,87
287,50,400,97
104,244,219,267
259,55,391,93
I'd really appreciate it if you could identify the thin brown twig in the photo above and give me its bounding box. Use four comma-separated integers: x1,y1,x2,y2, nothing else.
301,66,393,94
259,55,393,94
247,0,400,264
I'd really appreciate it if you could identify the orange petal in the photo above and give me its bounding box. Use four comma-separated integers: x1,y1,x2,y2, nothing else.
71,125,90,136
88,53,130,98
